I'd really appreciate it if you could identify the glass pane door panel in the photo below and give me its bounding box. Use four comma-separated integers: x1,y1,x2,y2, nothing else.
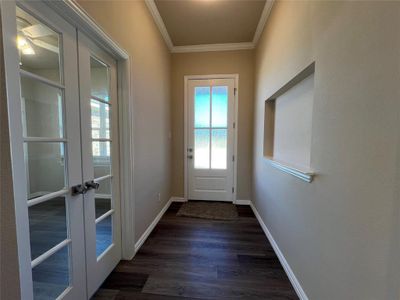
91,99,110,139
16,7,61,83
95,197,111,219
211,86,228,128
32,246,70,300
211,129,227,169
96,215,112,257
29,197,67,260
25,142,65,200
194,129,210,169
90,57,110,101
194,87,210,128
95,177,112,218
92,141,111,178
21,76,63,138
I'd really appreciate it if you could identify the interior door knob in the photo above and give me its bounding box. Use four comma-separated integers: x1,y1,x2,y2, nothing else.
72,184,88,196
85,180,100,190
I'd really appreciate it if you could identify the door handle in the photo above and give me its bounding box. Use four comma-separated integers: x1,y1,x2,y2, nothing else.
71,184,88,196
85,180,100,190
187,155,193,159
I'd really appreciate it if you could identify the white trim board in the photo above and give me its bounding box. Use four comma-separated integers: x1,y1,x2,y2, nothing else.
134,197,186,254
134,198,172,253
249,202,309,300
145,0,275,53
234,199,251,205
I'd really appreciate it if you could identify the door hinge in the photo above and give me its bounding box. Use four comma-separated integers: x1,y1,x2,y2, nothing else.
232,187,235,193
234,88,237,95
232,155,235,162
233,122,236,129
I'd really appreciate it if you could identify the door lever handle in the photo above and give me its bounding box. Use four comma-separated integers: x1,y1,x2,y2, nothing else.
72,184,88,196
187,155,193,159
85,180,100,190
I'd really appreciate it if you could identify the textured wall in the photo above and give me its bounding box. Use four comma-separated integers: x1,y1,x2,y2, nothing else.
253,1,400,299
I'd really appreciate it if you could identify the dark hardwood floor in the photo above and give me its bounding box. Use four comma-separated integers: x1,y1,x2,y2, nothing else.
92,202,298,300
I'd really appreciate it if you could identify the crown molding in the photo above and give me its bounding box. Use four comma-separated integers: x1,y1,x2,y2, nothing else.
145,0,275,53
172,42,254,53
144,0,174,51
253,0,275,45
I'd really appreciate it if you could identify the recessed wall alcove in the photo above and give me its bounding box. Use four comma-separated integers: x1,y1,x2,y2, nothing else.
264,62,316,182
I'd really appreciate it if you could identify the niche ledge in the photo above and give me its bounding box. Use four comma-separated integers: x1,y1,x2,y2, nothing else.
265,156,315,183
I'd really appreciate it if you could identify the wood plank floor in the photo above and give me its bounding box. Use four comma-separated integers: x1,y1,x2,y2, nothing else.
92,202,298,300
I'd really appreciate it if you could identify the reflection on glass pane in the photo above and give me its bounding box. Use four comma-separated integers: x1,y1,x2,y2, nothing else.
96,215,112,257
194,129,210,169
95,195,111,219
91,57,110,101
21,76,63,138
29,197,67,260
95,177,112,218
25,142,65,200
32,246,70,300
211,129,227,169
212,86,228,128
16,7,61,83
92,141,111,178
91,99,110,139
95,197,111,219
194,87,210,128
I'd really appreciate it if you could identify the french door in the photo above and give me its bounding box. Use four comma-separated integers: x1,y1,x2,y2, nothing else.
78,32,121,297
1,1,121,299
187,78,235,201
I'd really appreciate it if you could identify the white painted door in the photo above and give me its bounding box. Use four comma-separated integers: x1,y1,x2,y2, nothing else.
187,79,236,201
2,2,122,299
78,32,121,297
1,1,87,299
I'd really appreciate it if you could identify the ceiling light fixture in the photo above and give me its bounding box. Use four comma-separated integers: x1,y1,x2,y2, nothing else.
17,35,35,56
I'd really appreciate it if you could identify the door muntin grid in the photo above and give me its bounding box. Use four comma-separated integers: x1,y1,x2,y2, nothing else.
194,86,229,170
89,56,114,258
16,6,72,299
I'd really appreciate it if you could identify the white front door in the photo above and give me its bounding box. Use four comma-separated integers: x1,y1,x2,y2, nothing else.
187,78,236,201
78,32,121,297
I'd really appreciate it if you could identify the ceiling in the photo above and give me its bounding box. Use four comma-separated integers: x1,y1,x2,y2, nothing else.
147,0,274,53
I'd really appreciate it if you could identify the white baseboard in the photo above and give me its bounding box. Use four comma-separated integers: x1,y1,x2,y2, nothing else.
134,198,172,253
170,196,187,202
250,202,309,300
235,199,251,205
133,197,188,254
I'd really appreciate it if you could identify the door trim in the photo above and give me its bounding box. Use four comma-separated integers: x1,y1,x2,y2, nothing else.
184,74,239,203
47,0,135,260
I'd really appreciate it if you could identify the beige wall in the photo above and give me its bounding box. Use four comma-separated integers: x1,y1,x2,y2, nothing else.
77,0,172,241
253,1,400,299
171,50,254,200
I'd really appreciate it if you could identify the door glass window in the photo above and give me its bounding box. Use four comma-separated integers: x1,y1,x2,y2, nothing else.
90,56,114,257
194,85,229,170
16,7,71,300
16,7,61,83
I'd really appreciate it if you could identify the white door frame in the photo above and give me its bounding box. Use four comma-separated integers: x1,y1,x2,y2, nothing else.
184,74,239,203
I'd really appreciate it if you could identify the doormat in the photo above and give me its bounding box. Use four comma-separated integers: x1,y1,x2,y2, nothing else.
177,201,238,220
